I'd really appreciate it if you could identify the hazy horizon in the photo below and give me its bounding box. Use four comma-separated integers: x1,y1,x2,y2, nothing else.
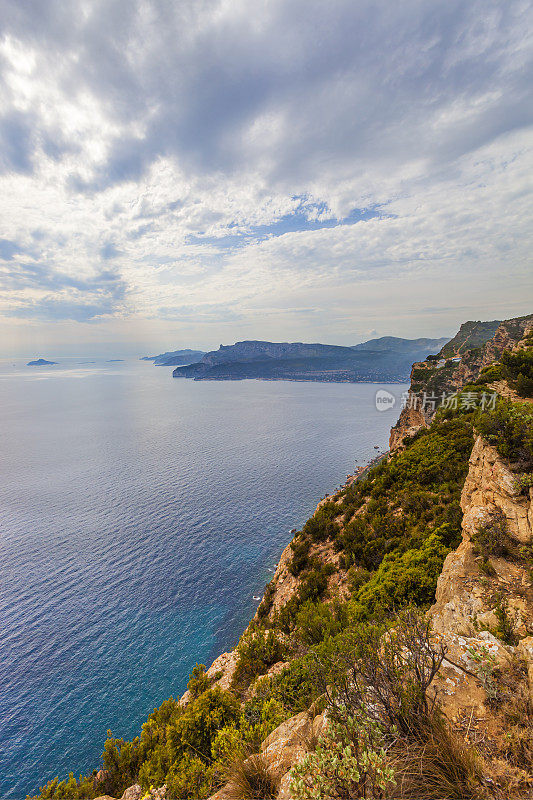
1,330,456,361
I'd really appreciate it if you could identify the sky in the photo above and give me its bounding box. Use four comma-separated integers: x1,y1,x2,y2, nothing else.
0,0,532,357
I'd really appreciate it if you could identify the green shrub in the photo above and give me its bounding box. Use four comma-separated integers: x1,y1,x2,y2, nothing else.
256,582,276,619
474,362,503,385
186,663,211,699
494,601,517,646
300,502,340,543
350,532,450,621
165,753,216,800
36,774,97,800
515,472,533,493
251,655,321,714
294,599,348,646
474,399,533,464
289,539,311,576
233,629,286,688
501,346,533,397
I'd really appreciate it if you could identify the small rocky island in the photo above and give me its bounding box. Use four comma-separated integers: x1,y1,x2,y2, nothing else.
26,358,58,366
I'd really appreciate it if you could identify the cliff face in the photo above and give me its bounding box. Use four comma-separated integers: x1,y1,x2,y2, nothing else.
390,314,533,450
428,435,533,790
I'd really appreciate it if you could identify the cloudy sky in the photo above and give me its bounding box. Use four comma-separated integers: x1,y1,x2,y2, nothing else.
0,0,532,357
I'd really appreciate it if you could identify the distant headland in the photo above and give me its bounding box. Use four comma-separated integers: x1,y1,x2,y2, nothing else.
140,349,206,366
26,358,58,366
170,336,450,383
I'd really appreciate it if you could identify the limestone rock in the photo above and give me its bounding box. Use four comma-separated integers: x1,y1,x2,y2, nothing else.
261,711,312,782
389,397,429,450
120,786,143,800
276,770,293,800
431,539,486,637
461,436,532,545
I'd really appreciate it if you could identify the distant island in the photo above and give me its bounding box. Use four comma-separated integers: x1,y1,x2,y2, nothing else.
26,358,58,366
141,349,206,366
172,336,451,382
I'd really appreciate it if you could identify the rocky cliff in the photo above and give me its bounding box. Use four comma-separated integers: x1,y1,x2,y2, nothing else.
390,314,533,450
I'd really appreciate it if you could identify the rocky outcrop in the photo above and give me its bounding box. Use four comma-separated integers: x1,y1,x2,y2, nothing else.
95,784,159,800
120,787,143,800
389,396,429,449
179,649,240,706
430,434,533,730
207,711,326,800
461,435,533,545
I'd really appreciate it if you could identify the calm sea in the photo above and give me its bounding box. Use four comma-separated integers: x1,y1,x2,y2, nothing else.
0,359,405,798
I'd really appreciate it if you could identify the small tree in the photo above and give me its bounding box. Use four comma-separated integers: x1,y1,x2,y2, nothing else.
314,609,446,738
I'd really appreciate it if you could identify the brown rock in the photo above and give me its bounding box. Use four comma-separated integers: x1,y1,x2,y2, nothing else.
461,436,532,545
261,711,312,783
120,786,143,800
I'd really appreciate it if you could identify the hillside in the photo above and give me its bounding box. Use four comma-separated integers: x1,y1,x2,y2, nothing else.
35,315,533,800
390,313,533,448
439,320,501,358
172,337,449,383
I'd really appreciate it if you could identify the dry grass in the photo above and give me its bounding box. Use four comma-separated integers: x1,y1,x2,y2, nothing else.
389,715,487,800
223,752,278,800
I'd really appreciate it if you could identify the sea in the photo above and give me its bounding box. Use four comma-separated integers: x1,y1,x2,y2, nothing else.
0,358,406,798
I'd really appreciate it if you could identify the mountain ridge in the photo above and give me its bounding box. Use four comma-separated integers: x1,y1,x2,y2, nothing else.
172,336,450,383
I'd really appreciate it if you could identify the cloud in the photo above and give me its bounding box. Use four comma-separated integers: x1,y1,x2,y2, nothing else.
0,0,531,347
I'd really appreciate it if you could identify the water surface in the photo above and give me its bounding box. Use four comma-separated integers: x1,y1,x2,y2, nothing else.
0,359,405,798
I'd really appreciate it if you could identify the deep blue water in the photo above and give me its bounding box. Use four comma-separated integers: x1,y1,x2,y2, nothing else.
0,359,405,798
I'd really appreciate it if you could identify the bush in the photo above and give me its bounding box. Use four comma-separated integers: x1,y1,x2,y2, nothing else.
165,753,216,800
501,346,533,397
256,582,276,619
294,600,347,646
101,733,143,796
251,655,321,714
187,663,210,699
289,539,311,576
223,752,278,800
233,630,286,688
350,532,451,621
391,714,485,800
290,712,394,800
472,514,511,559
474,399,533,464
315,609,445,738
301,502,340,543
